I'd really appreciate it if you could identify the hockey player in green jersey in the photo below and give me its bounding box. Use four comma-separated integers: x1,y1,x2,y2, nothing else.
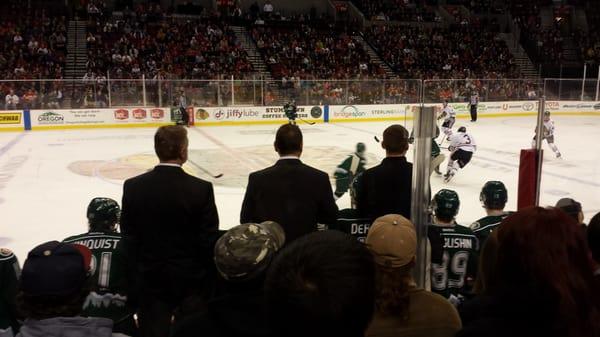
63,197,136,336
429,189,479,306
334,142,367,200
0,248,20,336
470,181,511,247
283,100,298,125
408,126,446,175
333,173,372,242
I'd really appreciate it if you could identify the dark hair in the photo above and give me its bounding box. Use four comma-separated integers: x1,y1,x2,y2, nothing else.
589,212,600,264
265,231,375,337
17,286,89,320
382,124,409,154
473,230,499,295
373,263,412,318
274,124,303,156
154,125,188,161
496,207,600,337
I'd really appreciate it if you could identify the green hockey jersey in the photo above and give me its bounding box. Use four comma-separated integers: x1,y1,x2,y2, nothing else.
470,212,511,247
334,153,367,198
0,248,19,335
429,224,479,300
63,232,132,322
334,208,372,243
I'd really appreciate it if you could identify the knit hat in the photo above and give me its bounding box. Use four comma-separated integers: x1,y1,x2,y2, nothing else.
20,241,92,296
366,214,417,268
215,221,285,281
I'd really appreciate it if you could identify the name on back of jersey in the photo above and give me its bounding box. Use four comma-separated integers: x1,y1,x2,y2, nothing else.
72,238,120,250
443,237,475,249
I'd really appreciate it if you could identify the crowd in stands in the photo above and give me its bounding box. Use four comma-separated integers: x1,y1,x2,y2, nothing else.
351,0,439,22
84,6,253,80
579,1,600,64
1,124,599,337
251,24,384,80
366,24,520,79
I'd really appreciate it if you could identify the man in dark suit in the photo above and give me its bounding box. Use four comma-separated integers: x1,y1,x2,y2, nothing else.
120,125,219,337
240,124,338,243
355,124,413,221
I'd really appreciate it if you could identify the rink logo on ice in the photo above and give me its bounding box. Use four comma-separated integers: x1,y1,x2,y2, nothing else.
114,109,129,120
38,112,64,124
0,113,21,124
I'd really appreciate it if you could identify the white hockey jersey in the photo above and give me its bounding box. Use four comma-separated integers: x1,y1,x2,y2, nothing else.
449,132,477,152
441,105,456,121
543,119,555,137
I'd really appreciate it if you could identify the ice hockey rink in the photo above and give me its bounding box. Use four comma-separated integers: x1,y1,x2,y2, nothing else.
1,115,599,262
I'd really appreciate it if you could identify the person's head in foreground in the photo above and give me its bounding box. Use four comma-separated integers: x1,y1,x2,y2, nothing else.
555,197,584,225
382,124,409,157
432,189,460,225
366,214,416,316
17,241,95,320
274,123,303,157
154,125,188,164
480,181,507,213
494,207,600,337
214,221,285,287
588,212,600,272
265,231,375,337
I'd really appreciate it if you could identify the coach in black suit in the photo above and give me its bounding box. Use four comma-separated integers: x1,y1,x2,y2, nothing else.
355,124,413,221
240,124,338,243
121,125,219,337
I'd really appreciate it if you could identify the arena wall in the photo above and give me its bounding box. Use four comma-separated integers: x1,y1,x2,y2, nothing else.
1,100,599,131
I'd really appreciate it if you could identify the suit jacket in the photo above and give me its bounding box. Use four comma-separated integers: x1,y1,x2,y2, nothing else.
120,165,219,301
240,159,338,243
356,156,413,221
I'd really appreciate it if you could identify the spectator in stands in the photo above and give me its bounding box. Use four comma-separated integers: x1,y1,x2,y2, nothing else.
366,214,462,337
62,197,136,336
4,90,18,110
555,198,586,231
458,207,600,337
265,231,375,337
588,212,600,280
17,241,121,337
0,247,20,337
263,0,274,18
470,181,511,247
120,125,220,337
240,124,338,243
172,221,285,337
355,124,412,221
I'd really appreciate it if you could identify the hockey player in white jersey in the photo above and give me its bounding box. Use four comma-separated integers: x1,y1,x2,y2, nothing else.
438,101,456,140
531,111,561,158
444,126,476,183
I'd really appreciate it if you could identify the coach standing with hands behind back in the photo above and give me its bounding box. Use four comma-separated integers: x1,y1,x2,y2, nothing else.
121,125,219,337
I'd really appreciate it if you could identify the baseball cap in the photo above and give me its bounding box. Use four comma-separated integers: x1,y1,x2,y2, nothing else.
366,214,417,268
20,241,92,296
555,198,582,219
214,221,285,281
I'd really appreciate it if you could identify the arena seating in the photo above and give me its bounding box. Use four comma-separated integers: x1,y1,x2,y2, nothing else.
350,0,438,22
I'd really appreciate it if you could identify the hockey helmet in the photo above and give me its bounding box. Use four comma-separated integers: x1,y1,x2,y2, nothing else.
356,142,366,155
433,189,460,219
87,197,120,232
480,181,508,209
458,126,466,133
544,110,551,116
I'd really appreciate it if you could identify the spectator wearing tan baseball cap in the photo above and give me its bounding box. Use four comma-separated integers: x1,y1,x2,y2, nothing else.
365,214,462,337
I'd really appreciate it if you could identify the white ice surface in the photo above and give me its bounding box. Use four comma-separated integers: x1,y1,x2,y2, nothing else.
1,116,599,262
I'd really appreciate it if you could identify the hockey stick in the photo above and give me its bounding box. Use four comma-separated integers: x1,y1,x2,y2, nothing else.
188,159,223,178
297,117,316,125
374,136,381,143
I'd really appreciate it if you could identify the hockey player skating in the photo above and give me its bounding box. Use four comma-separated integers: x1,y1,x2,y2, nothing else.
334,142,367,200
438,101,456,141
444,126,476,183
532,111,561,158
470,181,511,247
408,126,446,175
283,100,298,125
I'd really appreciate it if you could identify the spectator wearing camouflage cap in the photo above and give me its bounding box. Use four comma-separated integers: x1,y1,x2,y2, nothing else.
16,241,123,337
172,221,285,337
365,214,461,337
